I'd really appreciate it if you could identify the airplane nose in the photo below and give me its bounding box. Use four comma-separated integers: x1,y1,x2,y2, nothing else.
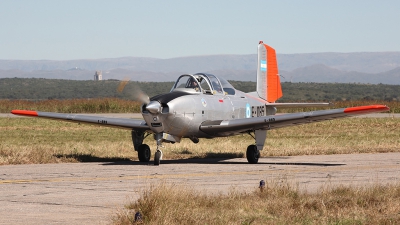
146,101,162,114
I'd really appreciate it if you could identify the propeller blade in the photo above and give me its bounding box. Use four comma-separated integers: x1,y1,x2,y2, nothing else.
117,77,150,104
133,88,150,104
117,78,129,93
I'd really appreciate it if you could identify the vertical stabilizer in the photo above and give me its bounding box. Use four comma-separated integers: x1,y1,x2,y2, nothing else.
257,41,282,102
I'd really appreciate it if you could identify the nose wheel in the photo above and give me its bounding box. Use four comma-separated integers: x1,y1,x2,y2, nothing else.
154,150,162,165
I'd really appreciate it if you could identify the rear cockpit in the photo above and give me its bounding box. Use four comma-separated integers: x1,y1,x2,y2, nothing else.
171,73,236,95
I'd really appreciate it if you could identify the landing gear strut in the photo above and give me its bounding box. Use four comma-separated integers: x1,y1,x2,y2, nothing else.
245,130,267,164
154,133,163,166
132,130,152,163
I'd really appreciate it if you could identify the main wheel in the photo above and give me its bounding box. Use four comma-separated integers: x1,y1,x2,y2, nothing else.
246,145,260,164
154,150,162,166
138,144,151,162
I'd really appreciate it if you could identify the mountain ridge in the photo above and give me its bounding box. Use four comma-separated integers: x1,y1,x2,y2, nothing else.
1,52,400,84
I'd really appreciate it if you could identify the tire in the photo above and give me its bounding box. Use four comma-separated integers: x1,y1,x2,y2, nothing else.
154,150,161,166
246,145,260,164
138,144,151,162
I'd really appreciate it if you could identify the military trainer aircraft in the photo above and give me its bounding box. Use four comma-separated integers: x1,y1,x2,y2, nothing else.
11,41,390,165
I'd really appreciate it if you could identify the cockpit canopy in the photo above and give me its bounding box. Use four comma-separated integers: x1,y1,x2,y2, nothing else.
171,73,236,95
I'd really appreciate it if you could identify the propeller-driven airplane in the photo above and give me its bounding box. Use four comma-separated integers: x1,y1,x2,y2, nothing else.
11,41,390,165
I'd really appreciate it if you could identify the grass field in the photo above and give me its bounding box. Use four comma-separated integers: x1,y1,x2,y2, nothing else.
0,98,142,113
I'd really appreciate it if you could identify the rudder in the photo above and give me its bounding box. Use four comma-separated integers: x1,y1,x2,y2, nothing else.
257,41,282,102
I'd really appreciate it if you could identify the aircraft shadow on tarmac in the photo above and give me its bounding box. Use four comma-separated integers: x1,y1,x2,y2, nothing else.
54,153,345,167
54,153,132,162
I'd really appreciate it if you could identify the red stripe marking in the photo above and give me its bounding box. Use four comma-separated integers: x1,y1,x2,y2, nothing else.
219,99,223,103
344,105,389,114
11,110,38,117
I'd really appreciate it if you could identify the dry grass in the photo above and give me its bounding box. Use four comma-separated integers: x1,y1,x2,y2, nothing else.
112,181,400,224
0,117,399,165
0,98,142,113
0,117,134,164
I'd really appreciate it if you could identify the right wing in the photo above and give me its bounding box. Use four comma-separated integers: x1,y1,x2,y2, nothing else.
200,105,389,136
11,110,149,131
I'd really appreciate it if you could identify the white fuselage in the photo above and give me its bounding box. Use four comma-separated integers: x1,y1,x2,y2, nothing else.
142,89,276,140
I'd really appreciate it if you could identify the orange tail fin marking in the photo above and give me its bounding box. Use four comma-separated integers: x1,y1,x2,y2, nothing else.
264,44,282,102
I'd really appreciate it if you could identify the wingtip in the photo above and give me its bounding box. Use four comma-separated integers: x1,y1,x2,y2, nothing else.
344,105,390,114
11,110,38,117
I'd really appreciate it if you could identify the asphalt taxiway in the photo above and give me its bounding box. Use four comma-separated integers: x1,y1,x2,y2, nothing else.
1,153,399,224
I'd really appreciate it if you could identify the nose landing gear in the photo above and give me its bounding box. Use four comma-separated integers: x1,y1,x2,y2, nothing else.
154,150,163,165
154,133,163,166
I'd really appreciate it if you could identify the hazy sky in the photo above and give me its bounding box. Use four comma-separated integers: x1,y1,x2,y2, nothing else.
1,0,399,60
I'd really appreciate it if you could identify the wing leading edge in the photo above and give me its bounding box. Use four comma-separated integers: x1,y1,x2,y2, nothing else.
200,105,390,136
11,110,149,131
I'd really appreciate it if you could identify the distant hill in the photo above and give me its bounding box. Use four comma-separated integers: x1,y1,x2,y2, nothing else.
280,65,400,84
277,52,400,73
1,52,400,84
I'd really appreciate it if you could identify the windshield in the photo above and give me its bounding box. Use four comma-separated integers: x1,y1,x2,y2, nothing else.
171,73,233,95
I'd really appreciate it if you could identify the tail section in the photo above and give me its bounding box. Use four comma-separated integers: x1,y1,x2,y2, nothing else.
257,41,282,102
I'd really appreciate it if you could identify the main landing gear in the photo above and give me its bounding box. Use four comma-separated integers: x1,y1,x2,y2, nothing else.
132,131,152,163
133,131,164,165
136,144,162,165
246,144,260,164
133,129,267,165
245,130,267,164
137,144,151,162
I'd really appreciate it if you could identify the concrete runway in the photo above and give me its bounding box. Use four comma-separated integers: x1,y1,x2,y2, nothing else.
1,153,399,225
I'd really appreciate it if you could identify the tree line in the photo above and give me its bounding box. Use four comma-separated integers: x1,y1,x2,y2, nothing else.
1,78,398,102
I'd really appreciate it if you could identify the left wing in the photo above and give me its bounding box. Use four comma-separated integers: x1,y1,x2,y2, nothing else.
200,105,389,136
11,110,149,131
